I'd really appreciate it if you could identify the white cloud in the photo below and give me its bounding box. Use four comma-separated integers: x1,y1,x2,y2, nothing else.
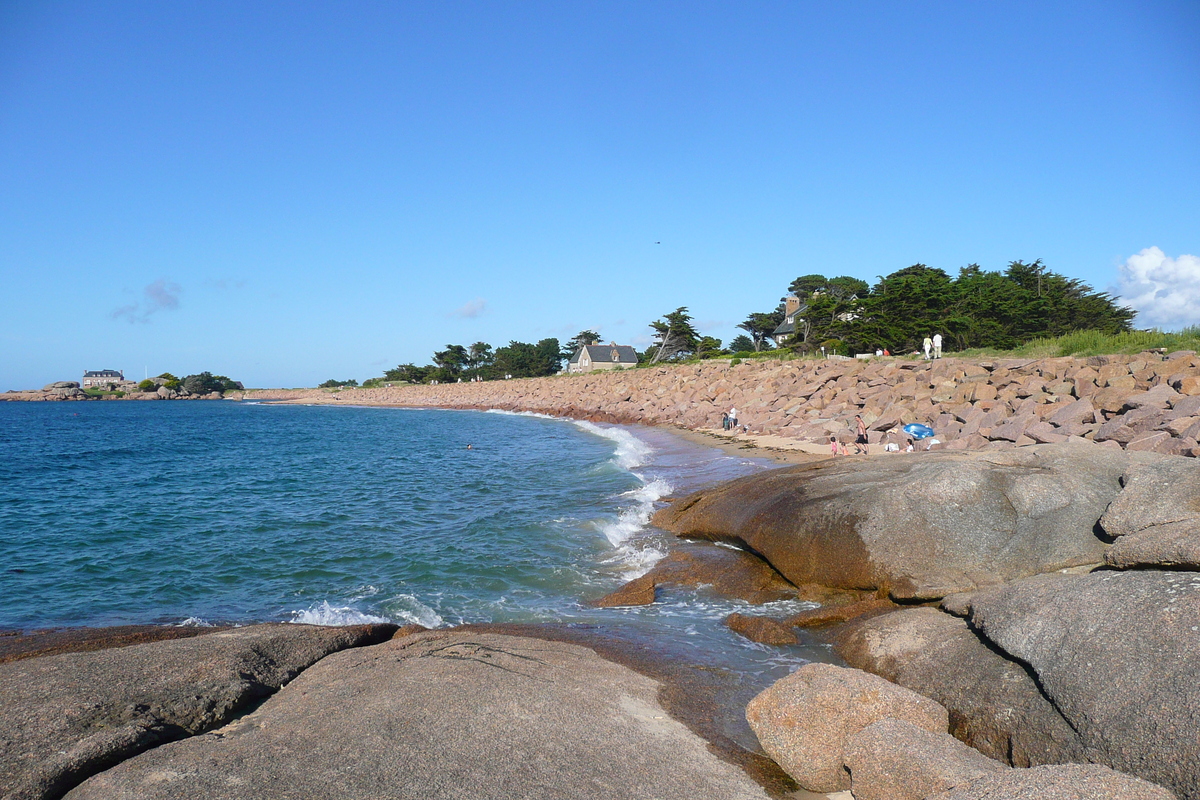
1116,247,1200,331
450,298,487,319
111,279,183,323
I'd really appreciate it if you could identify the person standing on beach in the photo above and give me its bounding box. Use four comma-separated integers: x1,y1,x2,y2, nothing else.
922,336,933,360
721,411,730,431
854,415,869,455
729,407,739,429
932,332,943,359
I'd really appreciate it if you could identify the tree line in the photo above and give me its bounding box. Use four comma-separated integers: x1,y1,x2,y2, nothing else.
760,261,1133,356
355,260,1133,386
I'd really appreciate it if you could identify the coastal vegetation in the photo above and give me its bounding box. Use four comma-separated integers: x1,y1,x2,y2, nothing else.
367,260,1148,386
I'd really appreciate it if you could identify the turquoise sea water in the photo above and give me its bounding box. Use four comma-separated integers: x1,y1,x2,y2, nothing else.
0,400,832,696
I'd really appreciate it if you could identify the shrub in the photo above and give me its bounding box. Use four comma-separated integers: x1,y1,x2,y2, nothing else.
138,379,156,392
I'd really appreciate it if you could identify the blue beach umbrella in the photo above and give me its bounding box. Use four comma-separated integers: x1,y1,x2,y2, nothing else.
903,423,935,440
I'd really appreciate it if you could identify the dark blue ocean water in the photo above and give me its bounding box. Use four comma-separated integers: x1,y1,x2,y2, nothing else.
0,400,832,693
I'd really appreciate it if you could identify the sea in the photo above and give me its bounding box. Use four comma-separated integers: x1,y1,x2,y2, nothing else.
0,400,834,730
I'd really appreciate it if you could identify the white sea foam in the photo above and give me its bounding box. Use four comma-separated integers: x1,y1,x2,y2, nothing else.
594,475,673,578
175,616,214,627
289,601,392,626
572,420,653,470
382,593,445,628
483,409,559,420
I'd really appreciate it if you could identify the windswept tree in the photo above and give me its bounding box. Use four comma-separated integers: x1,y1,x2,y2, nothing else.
737,311,783,352
695,336,723,359
432,344,469,382
648,307,700,364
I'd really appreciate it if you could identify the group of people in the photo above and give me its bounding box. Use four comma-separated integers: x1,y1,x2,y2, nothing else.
829,415,871,456
922,333,944,360
721,407,745,432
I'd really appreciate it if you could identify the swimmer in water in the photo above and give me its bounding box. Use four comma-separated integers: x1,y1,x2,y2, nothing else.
466,444,473,450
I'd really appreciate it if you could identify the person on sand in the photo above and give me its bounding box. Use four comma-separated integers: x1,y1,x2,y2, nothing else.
721,411,730,431
854,415,869,454
905,437,915,452
830,436,841,456
728,407,739,429
922,336,933,360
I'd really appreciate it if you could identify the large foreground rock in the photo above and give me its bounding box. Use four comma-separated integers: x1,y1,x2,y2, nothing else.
835,607,1086,766
745,662,948,792
0,623,396,800
928,763,1176,800
844,718,1006,800
654,442,1130,599
1101,457,1200,568
65,631,772,800
968,570,1200,800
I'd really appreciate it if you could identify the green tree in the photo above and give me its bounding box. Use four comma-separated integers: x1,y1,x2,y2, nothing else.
182,372,224,395
491,339,562,378
737,310,783,352
648,307,700,363
848,265,957,354
431,344,469,382
466,342,494,379
788,274,828,298
563,330,601,362
728,334,755,353
383,363,429,383
695,336,723,359
137,379,156,391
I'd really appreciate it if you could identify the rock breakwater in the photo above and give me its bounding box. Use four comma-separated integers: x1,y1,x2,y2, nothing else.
242,351,1200,457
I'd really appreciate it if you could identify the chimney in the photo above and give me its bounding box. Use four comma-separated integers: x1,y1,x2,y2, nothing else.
785,294,801,315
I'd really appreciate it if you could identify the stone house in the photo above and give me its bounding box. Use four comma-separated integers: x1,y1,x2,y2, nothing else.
567,344,639,374
81,369,124,388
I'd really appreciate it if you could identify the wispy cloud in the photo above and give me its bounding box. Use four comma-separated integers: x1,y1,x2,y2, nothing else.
111,279,183,323
1116,247,1200,331
450,298,487,319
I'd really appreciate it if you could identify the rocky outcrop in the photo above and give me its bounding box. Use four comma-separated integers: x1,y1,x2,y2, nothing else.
64,631,772,800
724,613,800,645
745,662,949,793
844,718,1006,800
965,570,1200,799
835,608,1088,767
41,382,79,390
653,442,1128,599
1100,458,1200,568
927,763,1176,800
590,541,804,607
0,623,396,800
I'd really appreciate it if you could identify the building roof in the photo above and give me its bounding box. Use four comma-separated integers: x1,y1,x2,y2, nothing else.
569,345,639,364
773,318,796,336
82,369,123,378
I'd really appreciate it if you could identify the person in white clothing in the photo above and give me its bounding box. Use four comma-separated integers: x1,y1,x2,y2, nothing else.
922,336,932,360
932,333,943,359
728,407,739,429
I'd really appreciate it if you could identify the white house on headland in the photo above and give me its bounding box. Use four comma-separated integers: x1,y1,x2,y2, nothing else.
567,343,638,374
81,369,124,387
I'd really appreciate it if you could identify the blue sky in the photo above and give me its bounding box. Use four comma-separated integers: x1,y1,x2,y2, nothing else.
2,1,1197,390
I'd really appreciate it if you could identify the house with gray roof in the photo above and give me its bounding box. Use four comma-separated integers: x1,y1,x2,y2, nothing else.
81,369,124,388
567,344,639,374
